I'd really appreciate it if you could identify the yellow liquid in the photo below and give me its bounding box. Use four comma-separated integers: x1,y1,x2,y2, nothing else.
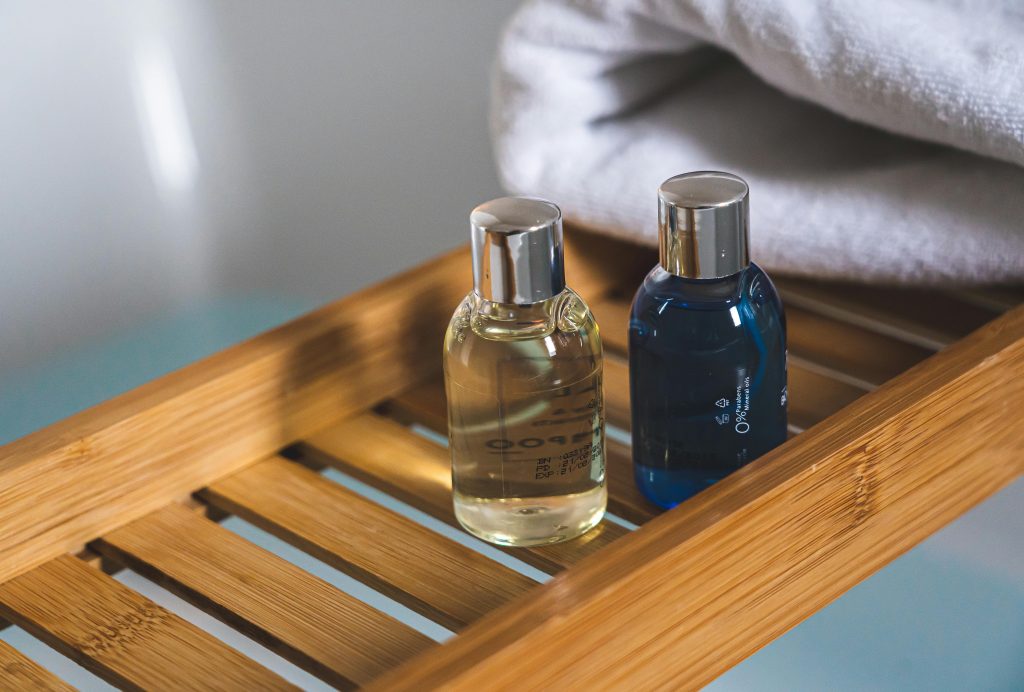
453,486,607,547
443,289,606,547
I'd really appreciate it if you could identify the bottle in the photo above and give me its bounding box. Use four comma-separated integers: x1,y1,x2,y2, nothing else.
444,196,606,547
629,171,787,508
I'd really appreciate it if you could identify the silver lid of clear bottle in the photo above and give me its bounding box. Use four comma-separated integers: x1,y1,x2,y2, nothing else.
658,171,751,279
470,196,565,305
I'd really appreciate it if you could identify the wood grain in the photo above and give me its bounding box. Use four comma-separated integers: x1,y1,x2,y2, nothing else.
0,227,638,586
561,223,652,302
604,438,662,524
199,457,536,631
385,386,663,528
603,356,865,434
0,555,292,691
0,246,474,584
588,297,871,429
584,296,632,354
784,363,868,429
385,377,792,526
601,357,633,430
588,280,1016,402
374,306,1024,691
590,295,932,389
94,503,435,689
383,380,451,434
786,307,932,386
385,291,872,525
0,223,1016,689
954,286,1024,312
300,413,628,573
0,640,74,691
773,276,1000,350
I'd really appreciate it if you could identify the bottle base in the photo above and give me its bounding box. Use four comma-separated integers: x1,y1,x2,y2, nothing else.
454,486,607,547
634,465,721,509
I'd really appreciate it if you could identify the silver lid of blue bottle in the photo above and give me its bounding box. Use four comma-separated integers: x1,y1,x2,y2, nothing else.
658,171,751,279
470,196,565,305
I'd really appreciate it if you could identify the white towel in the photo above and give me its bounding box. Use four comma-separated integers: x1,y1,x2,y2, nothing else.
492,0,1024,284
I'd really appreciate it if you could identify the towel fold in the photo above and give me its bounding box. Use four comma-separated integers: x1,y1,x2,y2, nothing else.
492,0,1024,284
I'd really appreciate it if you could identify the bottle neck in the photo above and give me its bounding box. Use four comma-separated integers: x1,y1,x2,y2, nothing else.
646,264,748,307
659,250,750,280
471,290,563,340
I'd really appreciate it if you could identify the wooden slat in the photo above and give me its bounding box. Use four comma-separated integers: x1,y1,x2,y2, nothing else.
0,227,640,585
383,380,450,434
589,295,924,389
953,286,1024,312
586,297,632,353
200,458,536,631
373,305,1024,691
0,640,74,691
773,276,1001,350
602,358,633,430
603,357,864,434
0,555,291,691
386,359,853,525
94,504,434,689
561,222,653,303
786,307,931,386
607,430,794,525
591,284,1000,376
784,364,867,429
604,439,661,524
387,379,794,523
0,247,471,584
589,297,872,429
386,384,663,526
300,414,628,573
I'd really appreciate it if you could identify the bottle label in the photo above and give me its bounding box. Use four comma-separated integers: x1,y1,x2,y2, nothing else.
731,375,752,435
492,373,603,486
704,370,750,465
450,367,605,499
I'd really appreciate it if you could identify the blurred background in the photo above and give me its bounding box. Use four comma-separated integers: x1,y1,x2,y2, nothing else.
0,2,1020,691
0,0,514,385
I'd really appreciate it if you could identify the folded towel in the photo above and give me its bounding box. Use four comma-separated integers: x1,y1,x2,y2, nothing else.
492,0,1024,284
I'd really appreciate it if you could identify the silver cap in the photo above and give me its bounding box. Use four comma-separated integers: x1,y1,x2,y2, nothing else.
658,171,750,279
470,196,565,305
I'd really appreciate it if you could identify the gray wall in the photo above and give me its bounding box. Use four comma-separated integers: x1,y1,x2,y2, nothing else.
0,1,517,377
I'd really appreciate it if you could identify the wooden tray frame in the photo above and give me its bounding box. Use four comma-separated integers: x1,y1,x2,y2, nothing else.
0,226,1020,690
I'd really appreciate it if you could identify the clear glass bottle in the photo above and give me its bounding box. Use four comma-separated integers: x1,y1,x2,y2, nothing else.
444,197,606,547
629,172,787,508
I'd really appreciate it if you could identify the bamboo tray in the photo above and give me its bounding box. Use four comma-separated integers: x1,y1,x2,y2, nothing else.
0,227,1021,690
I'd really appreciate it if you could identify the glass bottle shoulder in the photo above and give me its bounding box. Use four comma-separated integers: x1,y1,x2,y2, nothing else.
630,263,784,346
633,263,779,311
444,288,602,387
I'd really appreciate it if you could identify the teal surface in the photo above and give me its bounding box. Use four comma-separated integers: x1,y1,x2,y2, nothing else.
0,297,311,445
709,525,1024,691
1,299,1021,690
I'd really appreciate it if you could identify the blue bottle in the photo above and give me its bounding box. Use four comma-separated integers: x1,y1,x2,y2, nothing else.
629,171,787,508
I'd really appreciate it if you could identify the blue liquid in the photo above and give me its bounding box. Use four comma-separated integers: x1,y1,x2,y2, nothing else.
629,263,787,508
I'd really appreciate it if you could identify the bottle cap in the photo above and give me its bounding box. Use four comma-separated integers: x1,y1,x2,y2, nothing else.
470,196,565,304
658,171,750,279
